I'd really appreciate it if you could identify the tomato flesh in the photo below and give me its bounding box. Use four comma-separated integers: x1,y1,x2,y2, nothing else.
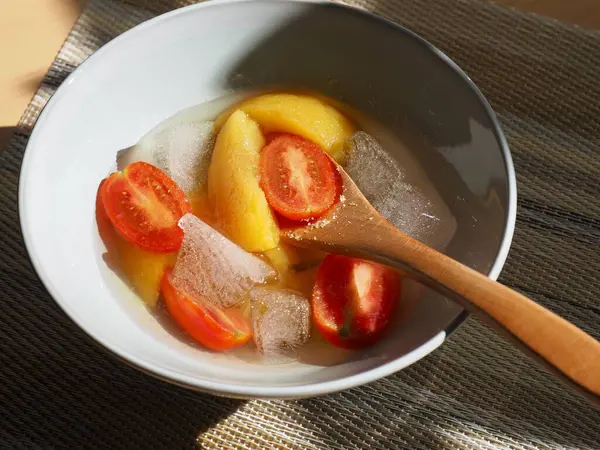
161,269,252,351
312,254,401,349
259,134,338,221
101,162,191,252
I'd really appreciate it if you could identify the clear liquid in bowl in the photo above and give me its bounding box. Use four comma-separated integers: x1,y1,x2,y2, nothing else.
94,89,457,366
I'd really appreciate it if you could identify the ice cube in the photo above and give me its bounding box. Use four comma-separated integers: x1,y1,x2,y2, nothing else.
170,214,276,308
250,287,311,363
344,131,455,250
117,121,215,194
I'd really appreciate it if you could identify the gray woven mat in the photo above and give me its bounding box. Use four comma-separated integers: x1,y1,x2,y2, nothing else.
1,0,599,448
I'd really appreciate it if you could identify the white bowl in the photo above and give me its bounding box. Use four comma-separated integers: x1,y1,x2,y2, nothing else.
19,0,516,399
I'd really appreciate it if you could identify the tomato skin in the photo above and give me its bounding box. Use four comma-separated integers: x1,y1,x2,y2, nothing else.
259,134,338,221
95,179,119,255
101,162,191,253
161,270,251,351
312,255,401,349
265,132,288,144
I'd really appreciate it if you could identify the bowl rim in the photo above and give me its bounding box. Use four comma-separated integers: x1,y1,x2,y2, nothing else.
18,0,517,399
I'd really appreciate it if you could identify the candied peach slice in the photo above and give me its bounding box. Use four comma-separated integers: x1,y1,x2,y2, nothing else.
215,93,356,162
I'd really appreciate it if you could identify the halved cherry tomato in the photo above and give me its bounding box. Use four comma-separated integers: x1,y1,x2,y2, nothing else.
101,162,191,252
265,132,288,144
259,134,338,221
312,254,401,349
161,269,252,351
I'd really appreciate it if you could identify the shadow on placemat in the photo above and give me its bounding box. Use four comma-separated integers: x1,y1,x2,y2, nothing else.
1,0,600,449
0,127,18,154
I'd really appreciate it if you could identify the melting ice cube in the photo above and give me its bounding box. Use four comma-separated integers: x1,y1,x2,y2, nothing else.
345,131,455,250
117,121,215,194
170,214,276,308
250,287,311,363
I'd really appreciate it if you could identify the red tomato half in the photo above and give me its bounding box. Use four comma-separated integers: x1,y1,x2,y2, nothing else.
312,255,401,349
101,162,191,252
259,134,338,221
161,270,252,351
265,132,288,144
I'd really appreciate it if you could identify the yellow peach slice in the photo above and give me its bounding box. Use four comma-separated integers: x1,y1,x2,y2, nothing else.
215,93,356,162
208,110,280,252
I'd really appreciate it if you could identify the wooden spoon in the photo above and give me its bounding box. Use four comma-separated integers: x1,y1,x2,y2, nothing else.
281,161,600,402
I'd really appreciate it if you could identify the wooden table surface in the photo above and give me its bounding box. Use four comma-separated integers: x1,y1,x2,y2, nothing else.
1,0,599,149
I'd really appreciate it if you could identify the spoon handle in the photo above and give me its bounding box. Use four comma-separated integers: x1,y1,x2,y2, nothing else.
346,217,600,402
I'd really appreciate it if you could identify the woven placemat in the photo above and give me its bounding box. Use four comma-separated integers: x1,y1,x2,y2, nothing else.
1,0,599,448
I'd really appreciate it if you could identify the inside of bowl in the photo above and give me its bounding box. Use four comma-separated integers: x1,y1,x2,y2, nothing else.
21,1,510,394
